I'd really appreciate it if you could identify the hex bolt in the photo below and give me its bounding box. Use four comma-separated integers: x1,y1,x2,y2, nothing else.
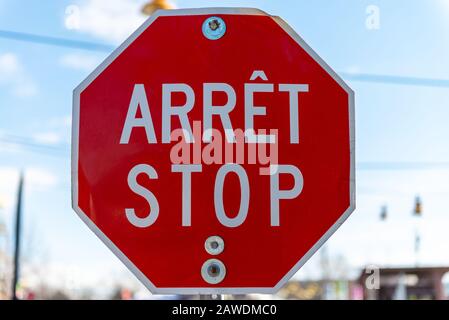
201,259,226,284
205,235,224,255
202,16,226,40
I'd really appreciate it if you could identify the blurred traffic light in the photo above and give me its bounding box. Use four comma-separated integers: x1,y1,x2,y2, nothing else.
380,205,388,221
142,0,174,16
414,196,422,216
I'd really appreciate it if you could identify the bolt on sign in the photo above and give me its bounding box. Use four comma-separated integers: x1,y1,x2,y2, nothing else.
72,8,355,294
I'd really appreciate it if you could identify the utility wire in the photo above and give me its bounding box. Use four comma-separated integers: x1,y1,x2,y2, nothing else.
0,135,69,158
340,72,449,88
356,162,449,170
1,29,449,88
2,136,449,171
0,134,66,151
1,29,449,167
0,29,114,52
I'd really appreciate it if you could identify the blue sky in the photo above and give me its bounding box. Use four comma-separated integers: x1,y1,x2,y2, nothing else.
1,0,449,295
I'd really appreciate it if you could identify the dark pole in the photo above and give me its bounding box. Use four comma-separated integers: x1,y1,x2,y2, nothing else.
11,171,24,300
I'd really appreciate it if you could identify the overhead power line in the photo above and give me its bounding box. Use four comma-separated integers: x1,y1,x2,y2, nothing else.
0,29,449,88
2,135,449,171
0,29,114,52
0,135,68,158
356,162,449,170
1,29,449,168
340,72,449,88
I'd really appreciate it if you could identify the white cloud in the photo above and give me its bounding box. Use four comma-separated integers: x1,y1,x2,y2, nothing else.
439,0,449,10
0,52,20,74
33,132,63,145
59,53,101,72
0,53,38,98
0,194,10,211
48,115,72,128
0,140,26,155
25,167,59,190
0,167,59,207
344,65,361,75
0,168,19,213
66,0,148,44
13,82,38,98
25,116,72,148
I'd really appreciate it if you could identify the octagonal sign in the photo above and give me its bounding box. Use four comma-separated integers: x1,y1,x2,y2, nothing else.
72,8,355,294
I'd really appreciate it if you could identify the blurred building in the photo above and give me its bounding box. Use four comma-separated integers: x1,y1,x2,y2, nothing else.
0,212,8,299
276,280,363,300
359,266,449,300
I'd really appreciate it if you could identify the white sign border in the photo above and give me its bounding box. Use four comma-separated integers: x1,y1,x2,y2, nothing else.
72,7,355,295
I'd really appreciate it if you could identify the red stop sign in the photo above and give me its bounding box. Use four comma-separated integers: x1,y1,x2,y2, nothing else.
72,8,354,294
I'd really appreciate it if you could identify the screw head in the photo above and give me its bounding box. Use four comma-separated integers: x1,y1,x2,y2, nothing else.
201,259,226,284
202,16,226,40
205,235,224,255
